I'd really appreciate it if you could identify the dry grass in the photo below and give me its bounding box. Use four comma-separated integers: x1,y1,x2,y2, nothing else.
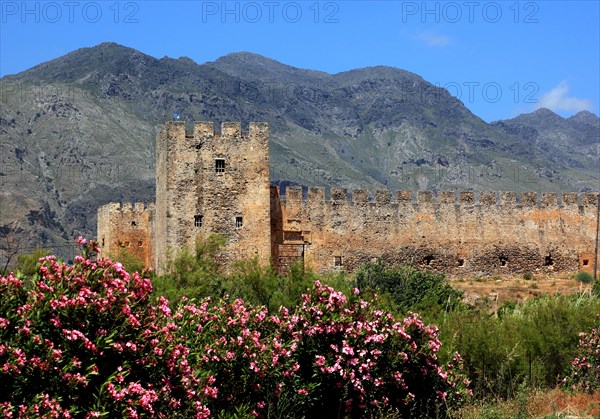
449,273,593,308
529,388,600,417
456,388,600,418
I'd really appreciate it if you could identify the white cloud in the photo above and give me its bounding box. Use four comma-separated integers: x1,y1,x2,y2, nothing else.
416,32,451,47
536,81,592,113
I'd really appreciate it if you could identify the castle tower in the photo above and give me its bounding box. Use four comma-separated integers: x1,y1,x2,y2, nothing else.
154,121,271,273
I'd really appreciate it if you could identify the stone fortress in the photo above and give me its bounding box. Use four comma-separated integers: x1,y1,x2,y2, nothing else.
97,121,599,277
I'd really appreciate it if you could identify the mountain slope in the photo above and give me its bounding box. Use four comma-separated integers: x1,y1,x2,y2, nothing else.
0,42,598,260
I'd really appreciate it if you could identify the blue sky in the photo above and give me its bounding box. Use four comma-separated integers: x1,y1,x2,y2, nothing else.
1,0,598,122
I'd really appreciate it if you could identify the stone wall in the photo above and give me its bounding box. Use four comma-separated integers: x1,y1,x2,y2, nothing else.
97,202,155,268
274,186,599,277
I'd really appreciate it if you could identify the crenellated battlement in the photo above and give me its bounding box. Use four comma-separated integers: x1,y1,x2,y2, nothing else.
98,201,155,215
278,186,598,211
163,121,269,144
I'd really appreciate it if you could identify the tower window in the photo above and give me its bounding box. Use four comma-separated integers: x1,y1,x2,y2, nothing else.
334,256,343,267
194,215,203,227
236,216,243,227
215,159,225,173
582,259,589,266
499,256,508,267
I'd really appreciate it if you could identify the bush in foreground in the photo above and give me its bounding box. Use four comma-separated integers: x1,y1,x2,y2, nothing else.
0,240,470,417
0,238,212,418
438,294,600,399
180,281,471,417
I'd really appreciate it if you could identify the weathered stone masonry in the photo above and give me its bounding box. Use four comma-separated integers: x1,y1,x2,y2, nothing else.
274,187,598,276
98,121,599,277
97,202,155,268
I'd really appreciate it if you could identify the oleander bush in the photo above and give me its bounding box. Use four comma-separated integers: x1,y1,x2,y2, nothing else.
0,239,470,418
564,317,600,393
0,238,213,418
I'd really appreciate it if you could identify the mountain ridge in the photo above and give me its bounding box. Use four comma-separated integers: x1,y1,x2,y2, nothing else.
0,42,598,260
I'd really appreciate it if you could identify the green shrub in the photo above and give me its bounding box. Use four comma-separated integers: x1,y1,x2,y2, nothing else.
436,294,600,398
15,246,52,278
355,262,463,315
593,280,600,297
575,271,594,284
523,272,533,281
151,234,226,304
106,247,146,274
222,258,282,309
497,301,517,319
154,236,347,313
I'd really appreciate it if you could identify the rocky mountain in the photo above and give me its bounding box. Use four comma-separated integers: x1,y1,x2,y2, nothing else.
0,42,598,261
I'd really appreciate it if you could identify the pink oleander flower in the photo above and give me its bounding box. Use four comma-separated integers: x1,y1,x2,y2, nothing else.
315,355,326,366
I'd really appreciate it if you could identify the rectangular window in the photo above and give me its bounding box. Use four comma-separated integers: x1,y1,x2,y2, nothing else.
334,256,343,267
194,215,203,227
284,231,303,242
236,216,243,228
215,159,225,173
